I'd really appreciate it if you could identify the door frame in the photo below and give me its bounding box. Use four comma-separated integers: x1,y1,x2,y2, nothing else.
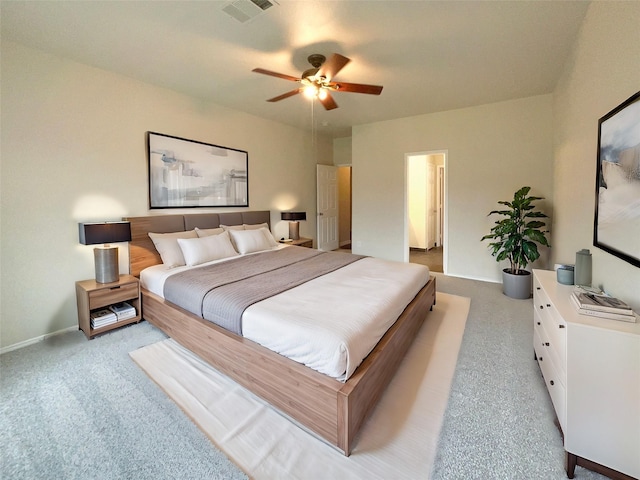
404,150,448,272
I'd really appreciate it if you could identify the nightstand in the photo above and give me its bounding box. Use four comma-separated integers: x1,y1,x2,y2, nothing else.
76,274,142,339
280,237,313,248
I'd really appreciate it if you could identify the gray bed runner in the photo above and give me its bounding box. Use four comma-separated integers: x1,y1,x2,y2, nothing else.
164,247,363,335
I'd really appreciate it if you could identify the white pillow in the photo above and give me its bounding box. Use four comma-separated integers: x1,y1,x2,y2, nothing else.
243,222,268,230
195,227,225,237
244,223,278,245
148,230,197,268
228,228,277,254
220,224,245,231
177,231,238,266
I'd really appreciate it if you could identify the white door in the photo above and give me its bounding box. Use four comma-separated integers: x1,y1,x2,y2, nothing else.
317,165,339,251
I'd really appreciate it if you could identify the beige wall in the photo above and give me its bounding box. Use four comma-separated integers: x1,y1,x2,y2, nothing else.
333,137,352,166
552,1,640,311
0,41,332,349
352,94,555,281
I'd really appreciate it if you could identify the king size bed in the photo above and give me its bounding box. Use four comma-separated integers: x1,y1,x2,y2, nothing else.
125,211,436,455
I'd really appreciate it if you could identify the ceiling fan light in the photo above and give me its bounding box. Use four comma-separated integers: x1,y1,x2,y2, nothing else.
317,88,328,100
303,85,318,98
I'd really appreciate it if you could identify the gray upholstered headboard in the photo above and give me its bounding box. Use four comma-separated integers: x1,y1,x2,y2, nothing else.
123,211,271,277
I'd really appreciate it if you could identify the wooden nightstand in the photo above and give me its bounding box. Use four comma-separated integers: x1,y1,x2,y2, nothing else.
76,274,142,339
280,237,313,248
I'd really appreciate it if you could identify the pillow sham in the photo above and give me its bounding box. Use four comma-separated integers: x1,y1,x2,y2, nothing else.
244,223,278,245
195,226,225,237
177,231,238,266
228,228,278,255
220,224,245,231
148,230,197,268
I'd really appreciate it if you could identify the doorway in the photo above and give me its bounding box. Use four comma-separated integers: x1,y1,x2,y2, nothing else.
406,152,446,273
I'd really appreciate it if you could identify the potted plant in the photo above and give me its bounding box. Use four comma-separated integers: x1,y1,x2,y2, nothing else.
481,186,550,299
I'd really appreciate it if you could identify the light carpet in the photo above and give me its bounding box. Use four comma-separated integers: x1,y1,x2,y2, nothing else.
130,292,470,480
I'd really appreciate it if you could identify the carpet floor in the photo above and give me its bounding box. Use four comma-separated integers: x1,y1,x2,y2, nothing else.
130,293,470,480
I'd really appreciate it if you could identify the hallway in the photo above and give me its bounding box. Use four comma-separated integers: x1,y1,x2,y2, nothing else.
410,246,443,273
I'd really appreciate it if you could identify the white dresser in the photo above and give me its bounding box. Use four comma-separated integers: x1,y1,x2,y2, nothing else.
533,269,640,480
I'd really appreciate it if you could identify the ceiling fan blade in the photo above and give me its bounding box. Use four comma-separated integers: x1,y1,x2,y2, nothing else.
319,91,338,110
330,81,383,95
267,89,302,102
252,68,300,82
317,53,350,81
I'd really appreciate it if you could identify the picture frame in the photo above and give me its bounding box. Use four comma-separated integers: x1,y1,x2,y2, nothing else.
593,91,640,268
147,132,248,208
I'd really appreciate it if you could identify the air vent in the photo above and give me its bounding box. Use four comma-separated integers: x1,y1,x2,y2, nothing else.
222,0,277,23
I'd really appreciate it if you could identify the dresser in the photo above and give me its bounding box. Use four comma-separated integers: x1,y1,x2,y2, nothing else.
533,269,639,480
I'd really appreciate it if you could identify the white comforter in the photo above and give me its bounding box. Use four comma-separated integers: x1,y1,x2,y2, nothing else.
141,247,430,381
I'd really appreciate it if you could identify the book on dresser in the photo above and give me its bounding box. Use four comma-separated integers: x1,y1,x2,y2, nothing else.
570,288,637,322
108,302,136,320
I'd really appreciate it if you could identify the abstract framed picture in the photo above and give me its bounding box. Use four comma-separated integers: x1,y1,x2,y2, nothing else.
593,91,640,267
147,132,248,208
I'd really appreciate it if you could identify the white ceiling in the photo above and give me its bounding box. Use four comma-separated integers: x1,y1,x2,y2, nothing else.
1,0,590,138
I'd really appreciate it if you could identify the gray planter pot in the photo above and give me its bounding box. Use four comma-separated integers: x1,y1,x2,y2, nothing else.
502,268,532,299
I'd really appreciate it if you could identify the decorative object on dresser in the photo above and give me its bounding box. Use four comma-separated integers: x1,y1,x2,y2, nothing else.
79,221,132,283
481,186,550,299
281,211,306,240
593,90,640,268
147,131,249,209
574,248,592,286
533,269,639,480
76,275,142,339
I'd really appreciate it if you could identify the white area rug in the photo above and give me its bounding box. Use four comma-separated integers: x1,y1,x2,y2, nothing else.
130,292,470,480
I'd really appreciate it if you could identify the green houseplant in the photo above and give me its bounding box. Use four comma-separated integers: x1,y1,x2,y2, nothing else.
481,186,550,298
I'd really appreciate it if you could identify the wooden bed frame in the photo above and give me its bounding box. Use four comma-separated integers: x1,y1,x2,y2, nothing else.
124,211,436,455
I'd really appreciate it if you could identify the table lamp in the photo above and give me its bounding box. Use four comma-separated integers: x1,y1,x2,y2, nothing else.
281,212,306,241
79,221,132,283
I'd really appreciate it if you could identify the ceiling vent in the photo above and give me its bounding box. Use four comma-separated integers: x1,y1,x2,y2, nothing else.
222,0,277,23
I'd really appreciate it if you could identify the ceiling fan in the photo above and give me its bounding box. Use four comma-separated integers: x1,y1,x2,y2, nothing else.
252,53,383,110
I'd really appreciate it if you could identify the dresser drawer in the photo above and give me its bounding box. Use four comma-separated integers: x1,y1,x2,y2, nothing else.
88,282,139,310
534,327,567,431
534,284,567,373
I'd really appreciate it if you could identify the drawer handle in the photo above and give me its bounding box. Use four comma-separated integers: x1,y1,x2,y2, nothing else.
536,287,540,290
110,286,121,290
559,325,565,329
539,356,543,361
546,304,551,308
550,380,555,386
539,305,544,310
537,321,541,326
545,342,550,347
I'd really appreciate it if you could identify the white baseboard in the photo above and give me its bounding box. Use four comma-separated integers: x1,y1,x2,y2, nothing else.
438,271,502,284
0,325,79,355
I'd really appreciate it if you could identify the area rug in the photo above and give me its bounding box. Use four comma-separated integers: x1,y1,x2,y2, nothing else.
130,292,470,480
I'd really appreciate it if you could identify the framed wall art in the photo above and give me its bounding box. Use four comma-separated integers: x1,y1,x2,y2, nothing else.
593,91,640,268
147,132,248,208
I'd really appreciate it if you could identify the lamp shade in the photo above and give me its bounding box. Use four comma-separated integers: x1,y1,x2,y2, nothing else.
281,212,306,221
79,222,132,245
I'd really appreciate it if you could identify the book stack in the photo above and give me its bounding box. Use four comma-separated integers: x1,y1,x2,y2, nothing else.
570,287,637,323
109,302,136,321
90,308,117,329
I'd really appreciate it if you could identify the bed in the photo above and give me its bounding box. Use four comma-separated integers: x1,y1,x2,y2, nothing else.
124,211,436,455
